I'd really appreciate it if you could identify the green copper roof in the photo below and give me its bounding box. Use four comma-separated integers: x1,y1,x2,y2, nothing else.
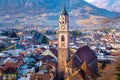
61,6,68,15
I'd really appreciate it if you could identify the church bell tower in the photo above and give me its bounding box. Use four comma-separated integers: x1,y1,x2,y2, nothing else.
58,6,69,80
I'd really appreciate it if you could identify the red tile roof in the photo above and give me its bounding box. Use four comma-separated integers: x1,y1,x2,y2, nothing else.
103,35,112,40
3,60,23,74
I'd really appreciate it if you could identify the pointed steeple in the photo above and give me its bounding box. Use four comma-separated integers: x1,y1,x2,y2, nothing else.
61,5,68,16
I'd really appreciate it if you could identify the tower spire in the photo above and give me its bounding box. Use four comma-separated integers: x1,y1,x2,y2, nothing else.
61,5,68,16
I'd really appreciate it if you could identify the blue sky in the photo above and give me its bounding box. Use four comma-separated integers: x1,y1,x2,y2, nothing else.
85,0,95,3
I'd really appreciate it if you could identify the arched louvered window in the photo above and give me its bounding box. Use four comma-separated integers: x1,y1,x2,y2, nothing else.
61,35,65,41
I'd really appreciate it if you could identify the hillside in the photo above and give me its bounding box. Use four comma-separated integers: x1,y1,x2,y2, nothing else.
91,0,120,12
0,0,118,29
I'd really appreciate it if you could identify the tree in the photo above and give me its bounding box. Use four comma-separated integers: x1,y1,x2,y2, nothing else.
72,30,82,37
100,58,120,80
25,57,36,68
116,58,120,80
41,36,49,44
0,45,5,51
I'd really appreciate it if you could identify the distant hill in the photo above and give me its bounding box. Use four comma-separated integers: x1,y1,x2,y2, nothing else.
0,0,117,17
0,0,118,29
100,17,120,29
91,0,120,12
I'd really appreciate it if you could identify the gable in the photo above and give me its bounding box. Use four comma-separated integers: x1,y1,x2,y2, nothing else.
42,49,57,60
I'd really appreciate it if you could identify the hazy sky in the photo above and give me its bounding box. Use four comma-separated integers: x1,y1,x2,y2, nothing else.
85,0,95,3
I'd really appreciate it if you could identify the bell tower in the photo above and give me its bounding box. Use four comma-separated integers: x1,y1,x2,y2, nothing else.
58,6,69,80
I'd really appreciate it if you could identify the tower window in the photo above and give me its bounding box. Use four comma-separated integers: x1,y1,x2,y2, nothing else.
62,21,64,24
61,35,65,41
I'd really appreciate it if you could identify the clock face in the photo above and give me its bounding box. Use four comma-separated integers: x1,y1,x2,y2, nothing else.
61,26,65,30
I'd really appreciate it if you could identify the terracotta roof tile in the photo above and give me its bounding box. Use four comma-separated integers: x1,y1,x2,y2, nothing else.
3,60,23,74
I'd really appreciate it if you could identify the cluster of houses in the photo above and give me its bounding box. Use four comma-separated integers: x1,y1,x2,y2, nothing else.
0,45,98,80
0,45,58,80
0,28,119,80
49,29,120,56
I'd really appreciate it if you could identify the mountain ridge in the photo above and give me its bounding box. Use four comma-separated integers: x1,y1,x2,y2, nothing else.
0,0,119,29
91,0,120,12
0,0,117,17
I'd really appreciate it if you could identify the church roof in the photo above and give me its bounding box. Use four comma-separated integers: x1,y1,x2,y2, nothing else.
66,45,98,79
61,6,68,16
74,45,97,64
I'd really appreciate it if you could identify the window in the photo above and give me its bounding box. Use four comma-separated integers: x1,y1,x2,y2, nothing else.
62,21,64,24
61,35,65,41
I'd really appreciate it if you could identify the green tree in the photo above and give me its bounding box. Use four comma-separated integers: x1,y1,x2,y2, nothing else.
72,30,82,37
41,36,49,44
0,45,5,51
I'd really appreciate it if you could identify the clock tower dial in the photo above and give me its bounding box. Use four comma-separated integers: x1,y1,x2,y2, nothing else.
59,12,69,31
61,25,65,30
